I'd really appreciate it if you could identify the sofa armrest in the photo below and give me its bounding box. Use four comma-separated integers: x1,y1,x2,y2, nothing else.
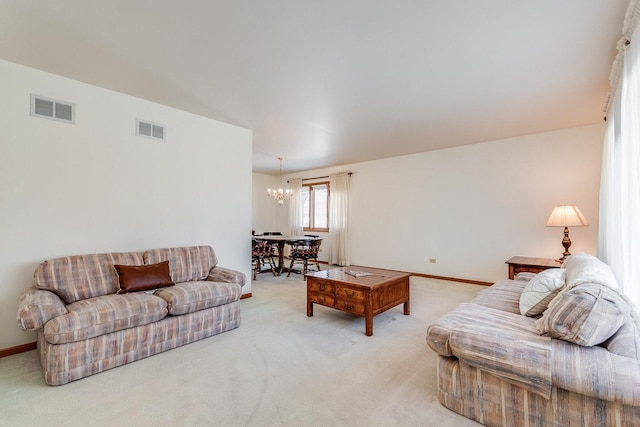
426,302,539,357
16,289,68,331
449,324,552,399
207,266,246,288
552,339,640,406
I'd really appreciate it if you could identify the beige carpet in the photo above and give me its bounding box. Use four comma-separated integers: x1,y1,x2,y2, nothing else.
0,274,483,427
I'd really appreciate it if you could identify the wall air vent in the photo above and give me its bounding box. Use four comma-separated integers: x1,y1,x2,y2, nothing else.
136,119,165,141
30,94,75,124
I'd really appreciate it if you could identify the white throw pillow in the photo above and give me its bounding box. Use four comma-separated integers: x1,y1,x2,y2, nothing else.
562,253,619,290
519,268,566,316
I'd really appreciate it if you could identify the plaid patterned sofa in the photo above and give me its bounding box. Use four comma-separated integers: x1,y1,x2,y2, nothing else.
427,254,640,426
16,245,245,386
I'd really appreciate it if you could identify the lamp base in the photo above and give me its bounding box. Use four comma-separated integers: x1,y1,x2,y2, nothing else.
558,226,572,264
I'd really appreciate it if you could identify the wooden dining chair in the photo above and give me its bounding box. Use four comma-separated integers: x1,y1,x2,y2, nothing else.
287,239,322,278
260,231,283,257
252,239,277,280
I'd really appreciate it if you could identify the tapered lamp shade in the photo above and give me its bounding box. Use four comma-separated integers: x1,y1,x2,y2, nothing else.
546,205,589,228
546,205,589,262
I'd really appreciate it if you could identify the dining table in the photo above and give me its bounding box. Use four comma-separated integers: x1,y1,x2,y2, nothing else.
253,235,320,275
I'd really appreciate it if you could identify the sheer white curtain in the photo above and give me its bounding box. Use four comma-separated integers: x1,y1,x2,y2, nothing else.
599,1,640,307
288,178,304,236
328,172,350,266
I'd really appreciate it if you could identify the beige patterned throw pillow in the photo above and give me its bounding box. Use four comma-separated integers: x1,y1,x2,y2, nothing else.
536,282,628,346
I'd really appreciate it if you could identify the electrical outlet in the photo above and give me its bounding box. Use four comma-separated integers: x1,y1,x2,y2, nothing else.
429,258,437,264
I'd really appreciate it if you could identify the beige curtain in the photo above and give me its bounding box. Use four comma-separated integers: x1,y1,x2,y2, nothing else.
288,178,303,236
600,0,640,308
328,172,350,266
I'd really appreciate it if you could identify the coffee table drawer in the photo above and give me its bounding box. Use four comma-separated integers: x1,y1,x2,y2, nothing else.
308,282,335,294
336,299,365,315
308,293,335,306
336,286,365,301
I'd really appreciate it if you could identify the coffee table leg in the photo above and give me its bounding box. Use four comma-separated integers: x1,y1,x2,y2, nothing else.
365,315,373,336
404,282,410,315
307,301,313,317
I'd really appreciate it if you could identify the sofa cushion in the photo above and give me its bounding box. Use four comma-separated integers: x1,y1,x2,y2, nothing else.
114,261,174,294
536,283,628,347
44,293,168,344
600,316,640,360
563,253,619,289
552,339,640,407
449,324,552,399
34,252,145,303
154,281,241,315
144,246,218,283
519,268,566,316
514,271,537,282
427,302,539,357
470,279,526,314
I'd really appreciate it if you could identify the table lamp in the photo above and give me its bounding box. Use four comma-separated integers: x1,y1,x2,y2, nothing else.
546,205,589,262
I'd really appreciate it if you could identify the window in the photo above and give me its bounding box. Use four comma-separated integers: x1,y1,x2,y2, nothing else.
302,182,329,232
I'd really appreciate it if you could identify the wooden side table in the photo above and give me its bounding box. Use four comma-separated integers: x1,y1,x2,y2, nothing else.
505,256,560,279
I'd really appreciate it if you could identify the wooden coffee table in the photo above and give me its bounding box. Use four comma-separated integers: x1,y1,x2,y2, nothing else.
306,267,411,336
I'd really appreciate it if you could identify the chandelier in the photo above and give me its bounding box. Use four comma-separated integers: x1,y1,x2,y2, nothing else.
267,157,293,205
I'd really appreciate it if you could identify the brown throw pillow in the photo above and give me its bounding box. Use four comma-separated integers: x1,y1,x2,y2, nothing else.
114,261,174,294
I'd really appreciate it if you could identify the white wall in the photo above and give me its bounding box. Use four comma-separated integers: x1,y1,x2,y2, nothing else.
0,60,252,350
264,124,603,283
251,173,278,234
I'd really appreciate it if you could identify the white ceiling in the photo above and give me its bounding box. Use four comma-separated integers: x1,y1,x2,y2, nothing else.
0,1,629,174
